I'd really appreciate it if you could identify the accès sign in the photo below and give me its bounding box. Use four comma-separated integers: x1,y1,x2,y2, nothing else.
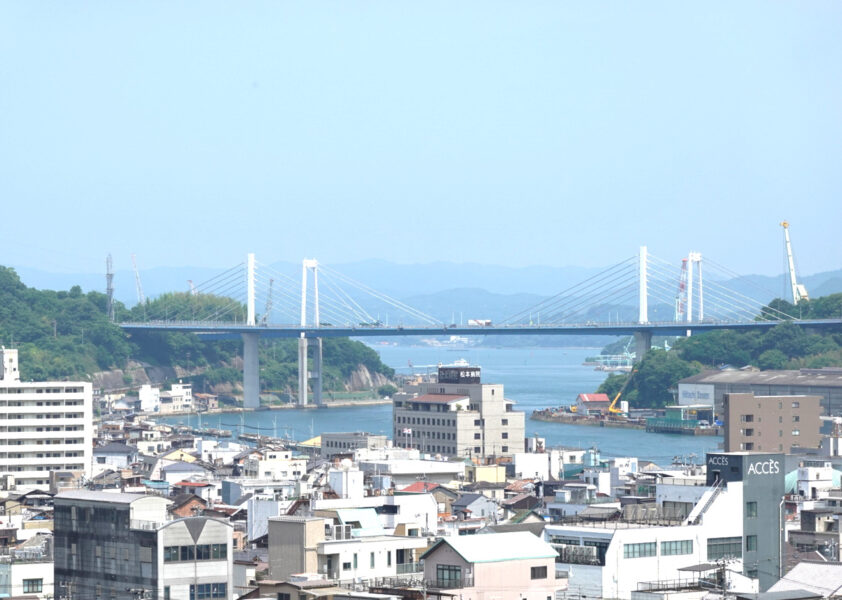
747,459,780,475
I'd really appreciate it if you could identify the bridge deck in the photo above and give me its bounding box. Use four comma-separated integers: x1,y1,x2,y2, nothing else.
119,319,842,339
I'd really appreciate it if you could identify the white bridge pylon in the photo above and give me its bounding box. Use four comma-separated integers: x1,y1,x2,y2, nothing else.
298,259,322,407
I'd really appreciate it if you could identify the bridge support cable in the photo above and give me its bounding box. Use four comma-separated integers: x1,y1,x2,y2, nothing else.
704,256,797,309
502,256,638,325
645,255,759,323
316,264,443,326
639,246,649,324
247,253,256,326
255,261,392,326
645,262,757,324
648,253,796,322
502,256,637,324
542,277,640,324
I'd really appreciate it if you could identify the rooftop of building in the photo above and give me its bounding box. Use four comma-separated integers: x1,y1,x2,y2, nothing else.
421,530,557,563
681,368,842,388
577,393,610,403
55,490,159,504
398,394,469,404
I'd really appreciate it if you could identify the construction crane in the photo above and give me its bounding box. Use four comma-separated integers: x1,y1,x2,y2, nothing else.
261,278,274,326
780,221,809,304
131,254,146,306
608,369,637,416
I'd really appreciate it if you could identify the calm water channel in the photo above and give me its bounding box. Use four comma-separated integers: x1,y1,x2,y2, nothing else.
160,344,721,465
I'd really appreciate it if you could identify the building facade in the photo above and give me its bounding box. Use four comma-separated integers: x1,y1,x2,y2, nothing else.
0,348,92,490
54,491,233,600
420,531,563,600
723,393,822,452
320,432,388,458
678,368,842,416
392,365,525,459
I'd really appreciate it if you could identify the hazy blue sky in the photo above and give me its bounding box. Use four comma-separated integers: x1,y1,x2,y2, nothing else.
1,2,840,278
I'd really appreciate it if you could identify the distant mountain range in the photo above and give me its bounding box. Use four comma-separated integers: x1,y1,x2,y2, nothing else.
11,261,842,325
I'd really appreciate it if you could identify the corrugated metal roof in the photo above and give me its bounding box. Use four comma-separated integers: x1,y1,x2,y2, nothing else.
768,560,842,595
422,531,557,563
680,368,842,388
578,393,610,403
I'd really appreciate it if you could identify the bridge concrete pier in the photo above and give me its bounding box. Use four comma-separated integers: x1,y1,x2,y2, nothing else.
298,336,308,406
242,332,260,409
634,330,653,362
297,336,324,406
312,338,323,406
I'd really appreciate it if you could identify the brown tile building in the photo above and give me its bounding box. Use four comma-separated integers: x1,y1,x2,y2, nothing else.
724,393,822,452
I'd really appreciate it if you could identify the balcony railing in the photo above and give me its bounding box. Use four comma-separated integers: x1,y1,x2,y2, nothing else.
396,562,422,575
427,576,474,590
130,519,164,531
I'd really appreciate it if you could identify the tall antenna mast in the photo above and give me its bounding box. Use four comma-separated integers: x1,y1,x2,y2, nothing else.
780,221,809,304
105,254,115,321
131,254,146,306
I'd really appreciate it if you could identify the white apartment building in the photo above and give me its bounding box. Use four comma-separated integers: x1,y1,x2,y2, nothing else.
392,365,525,459
242,448,307,480
549,452,787,598
268,515,429,584
0,348,92,490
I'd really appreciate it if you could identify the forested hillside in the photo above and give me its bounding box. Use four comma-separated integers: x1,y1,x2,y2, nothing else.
0,266,394,395
598,294,842,408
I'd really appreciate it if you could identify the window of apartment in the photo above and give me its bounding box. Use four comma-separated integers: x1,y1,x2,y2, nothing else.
164,587,171,600
707,537,742,560
502,446,508,453
746,502,758,518
353,554,358,569
623,542,656,558
342,562,352,571
23,579,42,593
387,551,392,567
740,415,754,423
474,419,481,426
474,447,480,453
530,566,548,579
277,594,291,600
660,540,693,556
189,583,226,600
793,429,800,436
370,552,375,568
436,564,461,587
741,443,754,451
793,415,800,423
502,432,508,439
746,535,757,552
474,433,481,440
742,429,754,437
164,546,179,562
792,401,800,408
502,419,508,425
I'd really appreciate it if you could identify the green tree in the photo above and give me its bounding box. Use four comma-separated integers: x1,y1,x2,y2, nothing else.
632,349,702,408
757,349,788,370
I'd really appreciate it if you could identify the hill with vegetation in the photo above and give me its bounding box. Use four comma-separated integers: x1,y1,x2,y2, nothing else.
0,266,394,399
597,293,842,408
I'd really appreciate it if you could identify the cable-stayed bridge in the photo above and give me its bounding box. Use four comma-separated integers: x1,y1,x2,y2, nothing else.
119,248,842,409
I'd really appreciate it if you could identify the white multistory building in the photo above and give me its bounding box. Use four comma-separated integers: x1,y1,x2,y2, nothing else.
0,348,92,490
392,364,525,459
